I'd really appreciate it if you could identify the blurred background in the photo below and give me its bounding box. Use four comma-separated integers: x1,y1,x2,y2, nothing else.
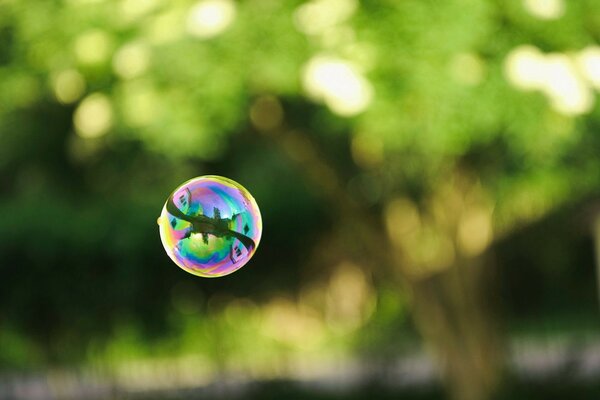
1,0,600,399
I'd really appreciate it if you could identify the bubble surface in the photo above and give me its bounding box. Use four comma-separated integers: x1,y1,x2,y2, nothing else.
158,176,262,277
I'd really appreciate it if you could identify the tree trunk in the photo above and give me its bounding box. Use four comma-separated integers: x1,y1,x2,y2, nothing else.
409,258,504,400
267,127,505,400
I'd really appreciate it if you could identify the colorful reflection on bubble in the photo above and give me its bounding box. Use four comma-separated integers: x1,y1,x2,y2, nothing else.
158,176,262,277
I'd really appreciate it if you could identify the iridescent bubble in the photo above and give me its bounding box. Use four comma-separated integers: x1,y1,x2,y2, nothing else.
158,176,262,277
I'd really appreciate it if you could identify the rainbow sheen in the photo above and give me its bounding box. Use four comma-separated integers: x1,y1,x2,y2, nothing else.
158,176,262,277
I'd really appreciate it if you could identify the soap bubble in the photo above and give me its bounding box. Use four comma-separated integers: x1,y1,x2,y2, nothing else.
158,176,262,277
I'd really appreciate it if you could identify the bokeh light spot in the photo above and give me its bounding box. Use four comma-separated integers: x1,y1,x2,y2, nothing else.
112,42,150,79
186,0,236,39
449,53,486,86
385,198,421,248
302,55,373,116
505,46,594,116
52,70,86,104
250,95,284,133
262,297,324,349
294,0,358,36
325,262,374,333
146,9,187,44
351,134,383,169
457,207,493,257
120,81,161,127
120,0,160,23
504,45,547,91
73,93,113,138
523,0,565,20
576,46,600,90
542,54,593,116
74,29,113,65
